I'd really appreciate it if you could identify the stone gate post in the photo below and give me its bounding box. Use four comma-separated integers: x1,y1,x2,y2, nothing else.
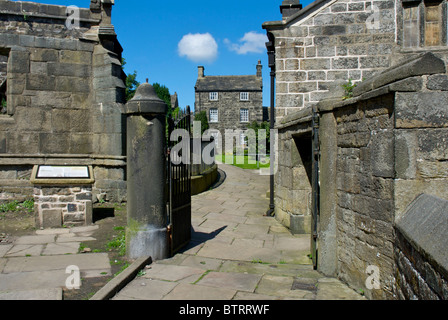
124,82,169,260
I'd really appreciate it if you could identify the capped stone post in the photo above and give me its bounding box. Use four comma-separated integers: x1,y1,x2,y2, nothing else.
124,81,169,261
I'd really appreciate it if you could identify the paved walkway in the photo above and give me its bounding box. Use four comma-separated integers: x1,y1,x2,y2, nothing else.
111,164,365,300
0,225,111,300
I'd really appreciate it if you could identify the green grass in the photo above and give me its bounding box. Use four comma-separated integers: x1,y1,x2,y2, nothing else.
0,199,34,213
215,154,270,170
106,228,126,256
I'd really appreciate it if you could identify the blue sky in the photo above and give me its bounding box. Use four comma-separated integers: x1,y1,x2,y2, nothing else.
18,0,313,110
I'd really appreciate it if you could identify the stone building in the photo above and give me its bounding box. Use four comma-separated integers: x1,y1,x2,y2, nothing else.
263,0,448,299
194,62,264,150
0,0,126,223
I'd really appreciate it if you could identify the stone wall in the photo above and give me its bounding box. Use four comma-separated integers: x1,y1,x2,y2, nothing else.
332,90,396,300
394,194,448,300
0,0,126,205
263,0,397,122
34,185,93,228
275,108,313,234
272,52,448,300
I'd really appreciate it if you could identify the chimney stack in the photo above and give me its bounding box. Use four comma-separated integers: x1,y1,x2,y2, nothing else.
198,66,205,78
280,0,302,19
256,60,262,77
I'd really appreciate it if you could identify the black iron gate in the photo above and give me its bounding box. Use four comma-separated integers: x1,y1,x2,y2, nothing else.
167,106,192,256
311,106,320,270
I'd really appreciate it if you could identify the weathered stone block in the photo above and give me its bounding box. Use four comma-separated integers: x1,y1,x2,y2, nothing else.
332,57,359,69
8,50,30,74
301,58,331,70
47,63,90,78
41,209,63,229
60,50,92,65
39,133,70,154
55,76,90,93
395,130,417,179
396,92,448,128
427,74,448,91
26,74,56,91
370,129,394,178
388,77,423,92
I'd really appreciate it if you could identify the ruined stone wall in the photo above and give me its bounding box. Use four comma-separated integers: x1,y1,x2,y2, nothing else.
0,0,126,204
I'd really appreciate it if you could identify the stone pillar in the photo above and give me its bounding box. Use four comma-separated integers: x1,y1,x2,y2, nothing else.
125,82,169,261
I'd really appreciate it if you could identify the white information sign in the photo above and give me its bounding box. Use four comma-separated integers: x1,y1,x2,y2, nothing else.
36,166,90,179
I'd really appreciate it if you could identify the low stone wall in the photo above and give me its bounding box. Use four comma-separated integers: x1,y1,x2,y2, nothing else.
191,165,218,196
34,186,93,228
273,52,448,300
394,194,448,300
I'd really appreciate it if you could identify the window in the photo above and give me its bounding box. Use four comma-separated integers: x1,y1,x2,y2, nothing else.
403,3,420,47
0,51,8,115
402,0,446,48
240,109,249,123
240,132,246,147
425,1,443,46
240,92,249,101
209,108,218,123
209,92,218,101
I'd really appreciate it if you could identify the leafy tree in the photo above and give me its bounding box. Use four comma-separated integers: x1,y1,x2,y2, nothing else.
121,58,140,102
194,111,209,135
1,98,6,114
247,121,270,154
153,82,176,117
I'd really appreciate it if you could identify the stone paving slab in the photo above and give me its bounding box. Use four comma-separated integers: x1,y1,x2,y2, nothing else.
112,279,178,300
0,245,12,258
142,263,205,282
42,242,80,255
196,271,262,292
0,270,69,291
0,288,63,300
109,164,366,301
2,253,110,274
162,283,237,300
14,235,55,245
4,244,44,257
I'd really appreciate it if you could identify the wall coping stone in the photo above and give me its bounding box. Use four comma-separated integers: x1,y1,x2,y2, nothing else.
395,193,448,280
353,52,446,97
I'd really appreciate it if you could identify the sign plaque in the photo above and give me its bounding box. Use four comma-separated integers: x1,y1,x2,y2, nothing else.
31,165,94,185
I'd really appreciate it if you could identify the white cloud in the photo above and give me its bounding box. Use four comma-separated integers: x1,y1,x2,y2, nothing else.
225,31,267,55
178,33,218,63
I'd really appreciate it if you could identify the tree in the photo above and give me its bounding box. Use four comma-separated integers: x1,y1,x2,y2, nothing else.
152,82,175,117
121,58,140,102
247,121,270,154
194,111,209,135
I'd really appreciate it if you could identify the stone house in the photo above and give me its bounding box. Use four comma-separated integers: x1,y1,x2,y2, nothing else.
0,0,126,225
263,0,448,299
194,62,264,151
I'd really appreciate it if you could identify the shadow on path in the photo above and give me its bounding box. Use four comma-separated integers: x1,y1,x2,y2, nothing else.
178,225,227,254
